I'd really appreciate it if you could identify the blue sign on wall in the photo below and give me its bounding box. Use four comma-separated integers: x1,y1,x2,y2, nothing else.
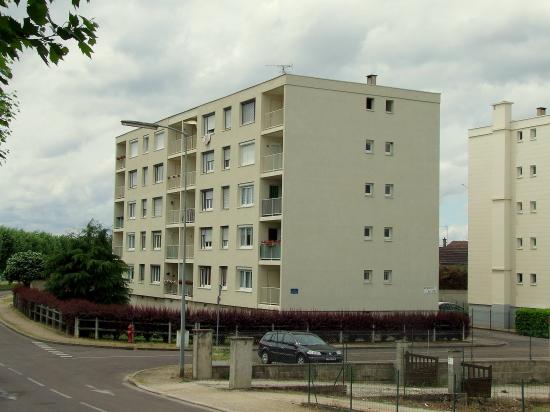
290,288,299,295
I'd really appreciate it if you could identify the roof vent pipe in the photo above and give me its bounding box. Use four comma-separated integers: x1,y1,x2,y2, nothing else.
366,74,377,86
537,107,546,116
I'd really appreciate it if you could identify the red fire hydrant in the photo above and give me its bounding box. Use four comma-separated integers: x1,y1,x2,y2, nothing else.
127,323,134,343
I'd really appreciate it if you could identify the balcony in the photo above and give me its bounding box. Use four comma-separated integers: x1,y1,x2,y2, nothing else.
116,157,126,170
259,240,281,261
168,135,197,156
166,244,194,260
114,216,124,229
164,283,193,297
262,153,283,174
259,287,280,306
112,246,123,258
166,208,195,225
167,171,196,191
264,109,284,130
261,197,282,217
115,185,125,200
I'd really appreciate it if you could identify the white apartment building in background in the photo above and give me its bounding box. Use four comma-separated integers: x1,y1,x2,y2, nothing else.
469,102,550,328
113,74,440,311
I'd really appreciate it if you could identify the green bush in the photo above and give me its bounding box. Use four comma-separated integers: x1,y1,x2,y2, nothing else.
515,308,550,337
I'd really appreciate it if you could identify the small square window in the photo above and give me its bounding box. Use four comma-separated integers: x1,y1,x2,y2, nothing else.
530,201,537,213
127,232,135,251
530,128,537,140
129,139,138,158
530,165,537,177
365,183,374,196
363,270,372,283
517,131,523,142
516,273,523,284
530,237,537,249
202,150,214,174
516,202,523,213
384,227,393,241
530,273,537,285
383,270,392,284
385,100,394,113
128,170,137,188
366,97,374,110
364,226,373,240
385,142,394,155
516,237,523,249
516,166,523,178
241,99,255,125
153,163,164,183
385,184,394,197
152,231,162,250
365,139,374,153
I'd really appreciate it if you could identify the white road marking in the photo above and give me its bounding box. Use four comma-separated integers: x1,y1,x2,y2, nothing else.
0,388,17,400
0,362,5,367
27,377,45,387
59,355,73,358
80,401,108,412
32,341,72,358
7,367,22,375
85,384,114,396
49,388,72,399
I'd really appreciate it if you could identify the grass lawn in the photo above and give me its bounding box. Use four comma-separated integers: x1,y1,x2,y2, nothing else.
0,281,14,291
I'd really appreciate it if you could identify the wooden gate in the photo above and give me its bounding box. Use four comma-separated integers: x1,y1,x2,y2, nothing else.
404,351,439,386
462,362,492,398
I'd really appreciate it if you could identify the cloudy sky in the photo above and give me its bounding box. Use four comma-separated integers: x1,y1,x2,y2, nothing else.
2,0,550,241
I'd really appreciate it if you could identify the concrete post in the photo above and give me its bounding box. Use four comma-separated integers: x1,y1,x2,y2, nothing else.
192,329,213,380
447,350,463,394
74,317,79,338
395,340,410,387
229,337,253,389
94,317,99,340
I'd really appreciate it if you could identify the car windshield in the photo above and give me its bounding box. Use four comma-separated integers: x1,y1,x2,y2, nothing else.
294,334,326,345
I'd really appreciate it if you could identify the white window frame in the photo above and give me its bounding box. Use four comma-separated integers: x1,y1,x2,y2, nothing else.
150,265,161,284
139,264,145,282
200,227,213,250
530,200,537,213
530,128,537,140
241,99,256,125
128,201,136,220
530,237,537,249
142,166,148,186
365,183,374,196
365,139,374,153
140,231,146,250
239,183,254,207
366,97,374,110
199,266,212,288
202,150,214,174
363,270,372,284
154,131,165,151
385,100,394,113
364,226,373,241
127,232,135,251
238,267,252,291
516,166,523,178
127,265,134,281
152,231,162,250
224,107,232,130
129,170,137,189
516,237,523,249
385,184,394,198
239,141,255,166
201,189,213,211
385,142,394,156
141,199,147,218
220,266,228,290
153,163,164,183
530,165,537,177
530,273,537,286
383,270,393,284
129,139,138,158
517,131,523,142
516,272,523,285
238,225,253,249
223,146,230,170
152,197,162,217
516,201,523,214
221,226,229,249
143,135,149,153
203,113,215,135
222,186,230,209
384,227,393,241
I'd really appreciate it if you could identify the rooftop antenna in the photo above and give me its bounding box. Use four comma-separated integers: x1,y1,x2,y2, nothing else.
266,64,293,74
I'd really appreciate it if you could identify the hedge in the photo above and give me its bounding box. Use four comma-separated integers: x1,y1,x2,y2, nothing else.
515,308,550,338
13,286,469,341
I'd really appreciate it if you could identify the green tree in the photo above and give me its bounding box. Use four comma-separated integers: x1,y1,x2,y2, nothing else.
439,264,467,290
46,220,129,304
0,0,98,162
4,250,45,286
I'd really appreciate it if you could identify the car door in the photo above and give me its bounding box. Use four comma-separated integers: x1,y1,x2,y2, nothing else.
268,331,283,362
280,332,297,363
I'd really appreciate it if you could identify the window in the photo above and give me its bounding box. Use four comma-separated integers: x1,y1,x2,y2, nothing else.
516,201,523,214
203,113,215,134
128,170,137,188
153,163,164,183
221,226,229,249
199,266,212,288
530,200,537,213
239,183,254,207
364,226,373,240
220,266,228,289
530,128,537,140
129,139,138,158
385,142,394,155
127,265,134,281
127,233,135,250
154,131,165,150
516,237,523,249
517,131,523,142
201,189,213,211
223,146,230,170
140,231,146,250
200,227,213,249
366,97,374,110
241,99,255,125
238,225,253,248
384,227,393,241
365,139,374,153
141,199,147,218
364,183,374,196
363,270,372,283
530,165,537,177
202,150,214,173
516,166,523,178
385,100,394,113
143,135,149,153
128,201,136,219
142,166,148,186
153,197,162,217
239,141,255,166
383,270,392,284
530,273,537,285
139,264,145,282
530,237,537,249
152,231,162,250
222,186,230,209
238,267,252,290
516,272,523,284
150,265,161,283
224,107,232,130
385,184,394,197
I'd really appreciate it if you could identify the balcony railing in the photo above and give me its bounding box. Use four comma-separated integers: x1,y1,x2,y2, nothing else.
166,171,196,190
259,287,280,305
165,244,194,260
264,108,284,129
164,283,193,297
112,246,123,258
167,208,195,225
114,216,124,229
116,157,126,170
164,281,178,295
261,197,282,217
262,153,283,173
168,135,197,156
260,241,281,260
115,185,125,199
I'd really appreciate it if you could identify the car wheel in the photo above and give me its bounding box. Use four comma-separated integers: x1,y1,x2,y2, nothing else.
296,354,307,364
260,351,271,364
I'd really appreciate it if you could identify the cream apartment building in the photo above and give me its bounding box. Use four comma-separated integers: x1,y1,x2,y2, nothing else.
469,102,550,328
113,74,440,311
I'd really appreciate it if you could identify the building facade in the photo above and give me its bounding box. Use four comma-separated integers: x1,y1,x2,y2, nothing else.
469,102,549,328
113,74,440,311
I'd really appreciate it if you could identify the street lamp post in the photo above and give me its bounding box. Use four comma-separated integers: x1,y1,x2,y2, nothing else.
121,119,189,378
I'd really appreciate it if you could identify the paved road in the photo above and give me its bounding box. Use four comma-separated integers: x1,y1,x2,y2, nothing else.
0,323,206,412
